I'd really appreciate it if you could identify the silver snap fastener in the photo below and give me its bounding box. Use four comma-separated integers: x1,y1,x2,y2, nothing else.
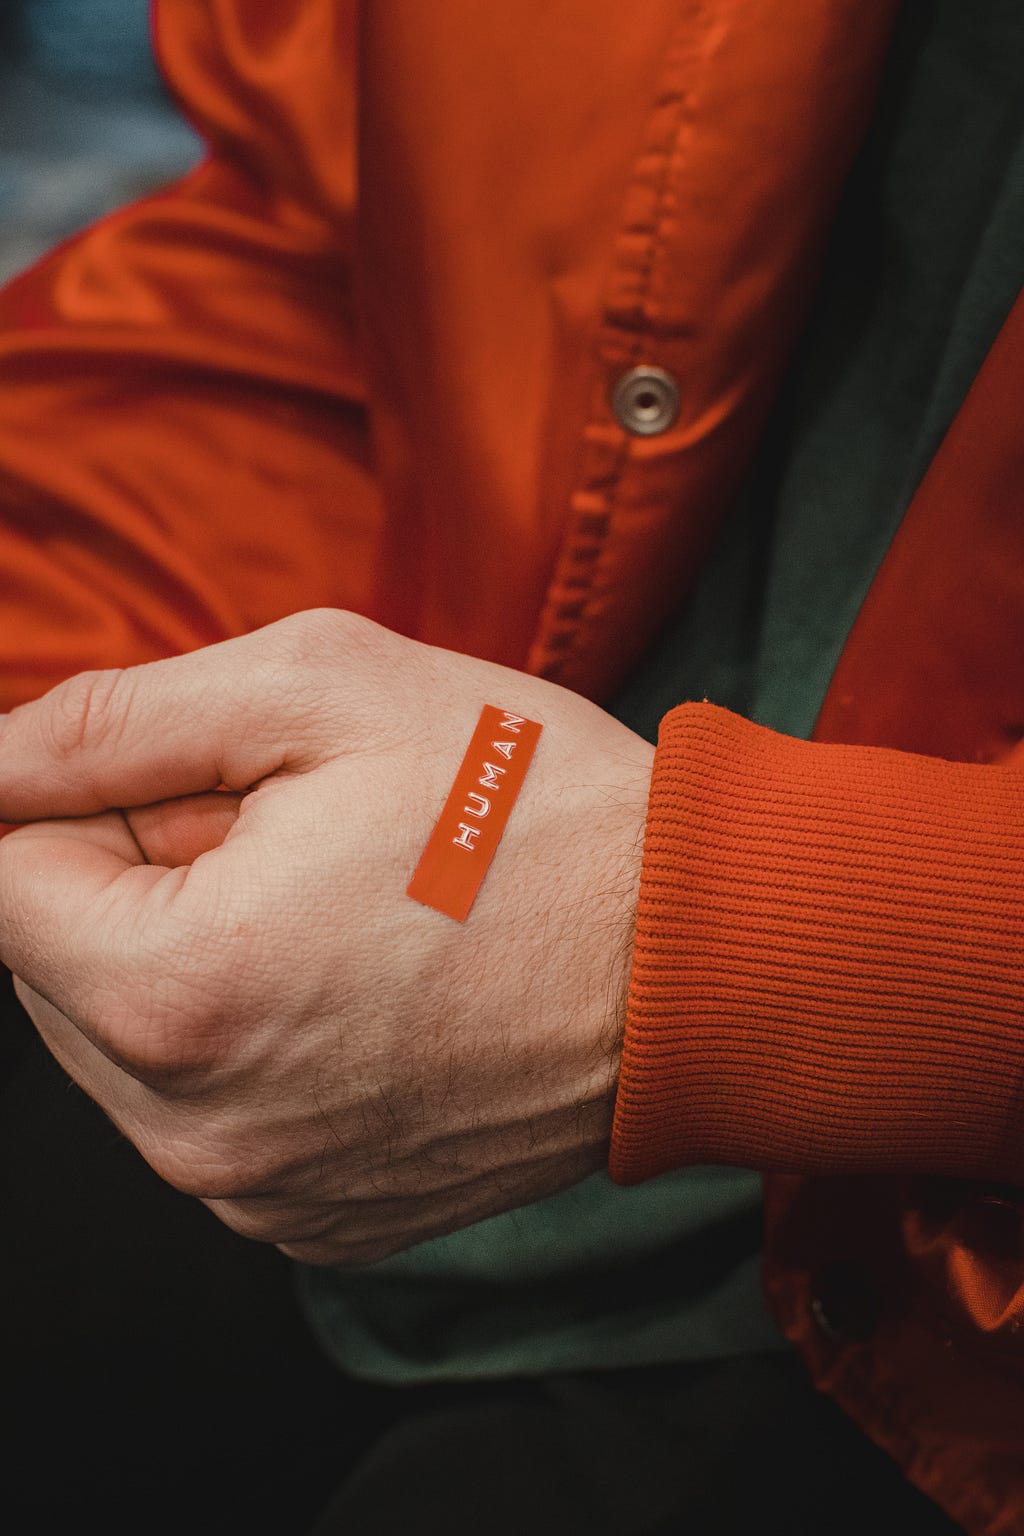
611,365,680,436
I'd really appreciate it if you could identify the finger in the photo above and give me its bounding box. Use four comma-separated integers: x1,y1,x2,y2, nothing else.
124,791,244,867
0,609,352,822
0,814,183,1038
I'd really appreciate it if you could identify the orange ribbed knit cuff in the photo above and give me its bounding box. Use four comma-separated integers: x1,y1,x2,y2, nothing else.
609,703,1024,1186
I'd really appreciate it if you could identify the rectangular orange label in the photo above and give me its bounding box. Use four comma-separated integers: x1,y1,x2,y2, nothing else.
406,704,543,921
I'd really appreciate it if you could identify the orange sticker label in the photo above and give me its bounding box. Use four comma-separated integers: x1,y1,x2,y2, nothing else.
406,705,543,921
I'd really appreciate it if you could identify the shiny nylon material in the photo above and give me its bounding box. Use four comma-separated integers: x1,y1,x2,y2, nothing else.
0,0,893,707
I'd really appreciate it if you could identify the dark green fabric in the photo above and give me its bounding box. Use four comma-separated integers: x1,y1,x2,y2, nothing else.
299,1168,782,1383
300,0,1024,1386
307,1351,963,1535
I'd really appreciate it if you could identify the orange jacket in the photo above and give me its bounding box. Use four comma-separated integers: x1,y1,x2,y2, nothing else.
2,5,1023,1530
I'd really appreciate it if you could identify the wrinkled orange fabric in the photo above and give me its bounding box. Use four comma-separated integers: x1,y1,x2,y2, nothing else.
0,0,892,707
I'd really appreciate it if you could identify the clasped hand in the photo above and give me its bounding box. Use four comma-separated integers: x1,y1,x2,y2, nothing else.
0,611,652,1264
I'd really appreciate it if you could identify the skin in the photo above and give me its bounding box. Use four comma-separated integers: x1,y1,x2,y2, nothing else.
0,609,654,1266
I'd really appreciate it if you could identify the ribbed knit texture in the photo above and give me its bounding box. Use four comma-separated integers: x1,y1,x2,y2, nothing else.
609,703,1024,1185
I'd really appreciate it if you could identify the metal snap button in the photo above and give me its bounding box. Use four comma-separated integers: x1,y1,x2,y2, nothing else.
611,365,680,436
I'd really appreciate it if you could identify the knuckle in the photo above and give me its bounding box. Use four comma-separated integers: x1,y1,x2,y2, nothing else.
254,609,404,748
275,607,380,667
93,981,224,1085
102,1033,196,1090
276,605,396,678
44,667,132,761
145,1137,257,1203
215,1201,289,1244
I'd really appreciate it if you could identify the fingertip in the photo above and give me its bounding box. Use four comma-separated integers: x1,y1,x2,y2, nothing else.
125,791,244,867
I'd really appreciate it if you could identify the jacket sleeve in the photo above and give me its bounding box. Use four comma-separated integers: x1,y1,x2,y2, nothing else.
609,703,1024,1187
0,0,379,711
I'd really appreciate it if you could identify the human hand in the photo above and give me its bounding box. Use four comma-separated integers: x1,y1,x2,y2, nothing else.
0,611,653,1264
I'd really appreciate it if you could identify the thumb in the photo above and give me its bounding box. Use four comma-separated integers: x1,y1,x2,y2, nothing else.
0,610,345,822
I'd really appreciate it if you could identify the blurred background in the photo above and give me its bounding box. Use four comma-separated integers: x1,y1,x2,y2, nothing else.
0,0,201,285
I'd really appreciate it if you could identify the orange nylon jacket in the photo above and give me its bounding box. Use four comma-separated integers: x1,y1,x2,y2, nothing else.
2,5,1023,1531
